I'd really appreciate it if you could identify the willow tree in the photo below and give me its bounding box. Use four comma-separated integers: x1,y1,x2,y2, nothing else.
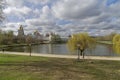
113,34,120,54
67,33,96,60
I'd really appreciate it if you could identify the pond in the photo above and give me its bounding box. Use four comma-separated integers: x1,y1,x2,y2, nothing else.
4,43,120,56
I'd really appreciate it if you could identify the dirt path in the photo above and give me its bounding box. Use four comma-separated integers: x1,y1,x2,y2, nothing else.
1,51,120,61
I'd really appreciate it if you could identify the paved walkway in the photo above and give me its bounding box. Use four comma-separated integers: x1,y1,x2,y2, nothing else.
1,51,120,61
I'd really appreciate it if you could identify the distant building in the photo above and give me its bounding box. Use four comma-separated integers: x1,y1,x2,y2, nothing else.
17,25,25,43
33,30,43,41
18,25,25,38
42,32,53,42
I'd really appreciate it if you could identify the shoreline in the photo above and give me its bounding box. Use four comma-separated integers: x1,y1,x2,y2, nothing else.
1,51,120,61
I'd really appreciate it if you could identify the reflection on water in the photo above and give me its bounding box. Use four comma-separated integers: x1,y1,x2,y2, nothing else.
4,44,120,56
31,44,73,55
85,44,115,56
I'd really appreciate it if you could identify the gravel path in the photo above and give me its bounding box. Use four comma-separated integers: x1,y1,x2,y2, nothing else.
1,51,120,61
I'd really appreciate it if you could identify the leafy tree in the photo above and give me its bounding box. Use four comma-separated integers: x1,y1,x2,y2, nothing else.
0,30,14,45
6,31,14,44
113,34,120,54
67,33,96,60
51,34,62,43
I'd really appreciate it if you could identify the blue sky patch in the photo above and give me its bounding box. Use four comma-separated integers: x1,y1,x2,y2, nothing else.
107,0,118,6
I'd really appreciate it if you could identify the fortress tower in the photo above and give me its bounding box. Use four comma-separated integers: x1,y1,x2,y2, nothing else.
18,25,25,38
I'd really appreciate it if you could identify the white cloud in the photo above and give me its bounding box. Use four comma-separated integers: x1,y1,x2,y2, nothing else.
25,5,55,26
3,0,120,36
27,0,50,5
3,22,20,31
4,6,32,15
25,18,55,26
40,5,52,19
5,0,50,7
6,0,24,7
52,0,104,20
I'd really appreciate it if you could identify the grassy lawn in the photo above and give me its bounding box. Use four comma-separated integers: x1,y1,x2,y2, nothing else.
0,53,120,80
97,41,113,45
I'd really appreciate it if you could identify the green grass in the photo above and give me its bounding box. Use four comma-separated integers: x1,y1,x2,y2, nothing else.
97,41,113,45
0,53,120,80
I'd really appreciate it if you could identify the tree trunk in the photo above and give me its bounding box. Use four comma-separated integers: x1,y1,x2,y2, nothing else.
29,44,32,56
78,49,80,60
83,52,84,59
80,50,85,59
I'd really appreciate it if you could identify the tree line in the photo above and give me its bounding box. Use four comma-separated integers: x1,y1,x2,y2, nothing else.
0,29,64,45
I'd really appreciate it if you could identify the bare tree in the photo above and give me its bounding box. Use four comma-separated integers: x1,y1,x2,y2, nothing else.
0,0,5,22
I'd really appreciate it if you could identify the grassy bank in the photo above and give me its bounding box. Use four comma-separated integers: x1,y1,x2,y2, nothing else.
97,41,113,45
0,44,28,48
0,53,120,80
0,43,42,50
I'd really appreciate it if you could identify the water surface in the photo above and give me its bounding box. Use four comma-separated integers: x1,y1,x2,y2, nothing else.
5,44,120,56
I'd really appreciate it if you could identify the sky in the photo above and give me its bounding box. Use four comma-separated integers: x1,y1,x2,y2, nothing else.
2,0,120,36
